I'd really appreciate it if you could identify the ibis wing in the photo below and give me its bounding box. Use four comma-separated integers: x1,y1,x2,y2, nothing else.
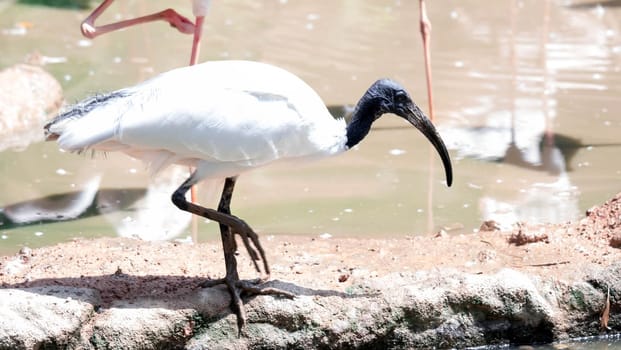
119,89,301,161
116,87,345,172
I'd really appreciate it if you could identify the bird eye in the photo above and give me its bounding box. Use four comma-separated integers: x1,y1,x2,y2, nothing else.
395,91,408,104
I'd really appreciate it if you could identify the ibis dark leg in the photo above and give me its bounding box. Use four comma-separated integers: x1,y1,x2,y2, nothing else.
215,177,269,276
172,175,268,274
216,177,241,281
171,175,294,332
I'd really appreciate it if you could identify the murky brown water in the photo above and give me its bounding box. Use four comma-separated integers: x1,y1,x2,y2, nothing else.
0,0,620,258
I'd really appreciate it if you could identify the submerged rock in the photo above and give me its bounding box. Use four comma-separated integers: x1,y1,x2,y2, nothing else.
0,63,63,152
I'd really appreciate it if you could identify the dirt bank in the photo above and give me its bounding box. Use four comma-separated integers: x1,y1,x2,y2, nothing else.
2,193,620,301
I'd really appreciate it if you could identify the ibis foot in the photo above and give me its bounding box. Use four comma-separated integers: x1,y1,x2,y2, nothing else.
180,175,295,333
201,275,295,333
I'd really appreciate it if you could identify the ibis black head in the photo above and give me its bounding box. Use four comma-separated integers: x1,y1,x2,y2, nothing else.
346,79,453,187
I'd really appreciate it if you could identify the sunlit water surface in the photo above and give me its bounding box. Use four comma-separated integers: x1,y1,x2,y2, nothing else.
0,0,620,258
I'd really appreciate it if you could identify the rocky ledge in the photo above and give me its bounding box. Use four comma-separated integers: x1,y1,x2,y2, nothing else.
1,192,620,349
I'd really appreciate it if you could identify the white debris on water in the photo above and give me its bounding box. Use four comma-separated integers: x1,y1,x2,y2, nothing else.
388,148,406,156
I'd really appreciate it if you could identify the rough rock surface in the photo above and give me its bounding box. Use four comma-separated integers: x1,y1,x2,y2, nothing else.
0,287,99,349
1,193,620,349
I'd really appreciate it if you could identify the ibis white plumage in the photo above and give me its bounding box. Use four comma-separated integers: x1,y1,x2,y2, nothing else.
44,60,453,331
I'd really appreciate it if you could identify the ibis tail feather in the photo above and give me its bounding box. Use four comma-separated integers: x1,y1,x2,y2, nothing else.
44,91,131,152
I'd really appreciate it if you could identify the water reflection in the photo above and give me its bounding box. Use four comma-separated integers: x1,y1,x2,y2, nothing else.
99,166,192,241
0,166,192,241
441,125,583,229
442,128,582,175
568,0,621,9
436,0,620,229
1,175,103,226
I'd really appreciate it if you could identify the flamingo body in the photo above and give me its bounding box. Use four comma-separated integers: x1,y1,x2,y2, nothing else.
192,0,211,17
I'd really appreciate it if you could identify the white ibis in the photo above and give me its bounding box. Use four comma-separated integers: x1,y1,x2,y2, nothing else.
80,0,210,65
44,60,453,331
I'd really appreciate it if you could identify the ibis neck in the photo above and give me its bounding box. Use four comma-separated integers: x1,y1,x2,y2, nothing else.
345,96,382,149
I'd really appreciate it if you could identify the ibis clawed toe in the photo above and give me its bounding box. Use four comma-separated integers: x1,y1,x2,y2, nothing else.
44,60,453,331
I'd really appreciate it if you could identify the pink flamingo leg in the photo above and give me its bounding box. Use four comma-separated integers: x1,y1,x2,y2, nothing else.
419,0,434,121
189,0,210,65
188,14,203,205
188,1,210,203
189,15,205,66
188,15,205,204
188,3,209,203
419,0,437,233
80,0,195,39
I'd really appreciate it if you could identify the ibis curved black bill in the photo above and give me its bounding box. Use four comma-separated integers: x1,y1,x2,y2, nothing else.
402,107,453,187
